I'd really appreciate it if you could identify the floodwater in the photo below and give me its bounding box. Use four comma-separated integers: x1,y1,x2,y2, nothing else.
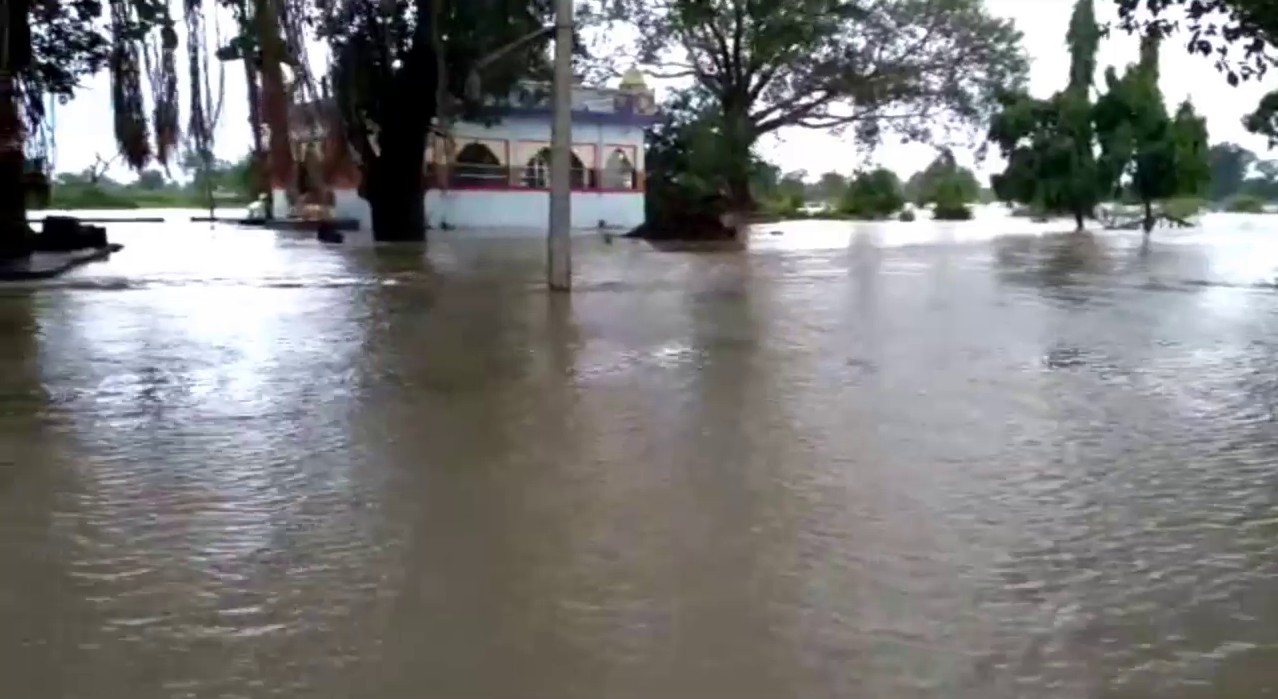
3,208,1278,698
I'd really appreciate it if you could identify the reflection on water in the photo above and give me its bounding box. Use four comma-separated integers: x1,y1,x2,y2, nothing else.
3,212,1278,697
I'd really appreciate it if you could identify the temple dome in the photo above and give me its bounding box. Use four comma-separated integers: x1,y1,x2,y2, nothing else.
619,68,648,92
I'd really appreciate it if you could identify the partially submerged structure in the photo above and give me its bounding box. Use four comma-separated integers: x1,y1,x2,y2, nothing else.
277,70,658,233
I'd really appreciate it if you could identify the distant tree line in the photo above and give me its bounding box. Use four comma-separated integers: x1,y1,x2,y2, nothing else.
1205,143,1278,211
36,151,255,210
744,151,984,222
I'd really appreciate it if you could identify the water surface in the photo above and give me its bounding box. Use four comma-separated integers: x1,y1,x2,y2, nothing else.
3,211,1278,697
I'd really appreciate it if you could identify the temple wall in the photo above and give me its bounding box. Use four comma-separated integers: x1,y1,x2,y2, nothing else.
278,115,649,234
311,188,643,233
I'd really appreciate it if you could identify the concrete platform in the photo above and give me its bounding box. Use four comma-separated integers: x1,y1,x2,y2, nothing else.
30,216,166,224
0,244,123,281
189,216,362,231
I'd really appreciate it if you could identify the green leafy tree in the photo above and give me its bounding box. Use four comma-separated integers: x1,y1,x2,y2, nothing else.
749,161,782,204
815,172,848,204
1114,0,1278,145
180,150,255,200
932,175,975,220
601,0,1028,213
135,169,168,191
1238,159,1278,201
839,168,905,219
1170,103,1212,198
1207,143,1257,201
989,0,1107,230
776,171,808,209
905,149,980,206
1093,33,1209,233
644,89,715,214
645,87,768,224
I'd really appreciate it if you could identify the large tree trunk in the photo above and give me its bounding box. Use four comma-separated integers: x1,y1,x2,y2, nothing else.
242,57,270,216
720,102,755,240
256,0,295,214
359,33,435,242
330,0,438,241
0,83,32,260
0,144,32,261
361,125,427,241
721,103,754,206
720,170,751,238
0,0,33,260
725,170,752,212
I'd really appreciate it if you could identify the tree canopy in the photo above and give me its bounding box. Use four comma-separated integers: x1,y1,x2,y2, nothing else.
839,168,905,219
931,173,975,220
989,0,1107,230
1114,0,1278,144
1093,32,1209,231
905,150,981,206
1206,141,1278,202
643,87,733,221
599,0,1028,208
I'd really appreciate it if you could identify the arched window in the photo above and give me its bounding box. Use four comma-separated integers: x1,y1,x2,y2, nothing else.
523,148,586,189
453,142,504,187
602,148,635,190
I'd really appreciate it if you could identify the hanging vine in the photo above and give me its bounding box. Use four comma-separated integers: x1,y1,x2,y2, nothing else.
109,0,152,169
141,20,180,168
184,0,211,163
182,0,227,213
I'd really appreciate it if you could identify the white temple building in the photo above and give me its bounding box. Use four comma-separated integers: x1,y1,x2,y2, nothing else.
280,70,658,233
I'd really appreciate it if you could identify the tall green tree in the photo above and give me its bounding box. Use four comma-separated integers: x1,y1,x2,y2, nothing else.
318,0,554,241
839,168,905,219
905,149,980,206
776,171,807,207
600,0,1028,214
1207,142,1257,200
1114,0,1278,145
989,0,1107,230
815,172,848,203
1170,101,1212,198
931,172,975,220
644,87,738,221
1094,33,1209,233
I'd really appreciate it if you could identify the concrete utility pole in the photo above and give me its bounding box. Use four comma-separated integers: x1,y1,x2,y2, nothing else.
547,0,573,291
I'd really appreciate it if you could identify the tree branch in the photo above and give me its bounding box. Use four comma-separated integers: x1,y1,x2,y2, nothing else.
751,89,838,133
730,0,745,85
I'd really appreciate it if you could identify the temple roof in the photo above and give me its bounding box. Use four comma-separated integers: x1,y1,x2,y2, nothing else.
289,79,658,132
619,68,648,91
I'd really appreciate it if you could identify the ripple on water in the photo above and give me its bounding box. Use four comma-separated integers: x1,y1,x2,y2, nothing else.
3,218,1278,697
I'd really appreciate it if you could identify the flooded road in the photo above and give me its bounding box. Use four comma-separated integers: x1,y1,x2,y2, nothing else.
3,211,1278,697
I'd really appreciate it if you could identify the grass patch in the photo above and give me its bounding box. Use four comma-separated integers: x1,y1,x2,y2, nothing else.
45,185,249,210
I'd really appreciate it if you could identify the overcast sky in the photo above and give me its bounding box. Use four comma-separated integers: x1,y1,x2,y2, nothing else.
46,0,1277,183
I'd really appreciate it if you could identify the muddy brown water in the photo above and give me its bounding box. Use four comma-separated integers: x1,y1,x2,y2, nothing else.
3,211,1278,698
